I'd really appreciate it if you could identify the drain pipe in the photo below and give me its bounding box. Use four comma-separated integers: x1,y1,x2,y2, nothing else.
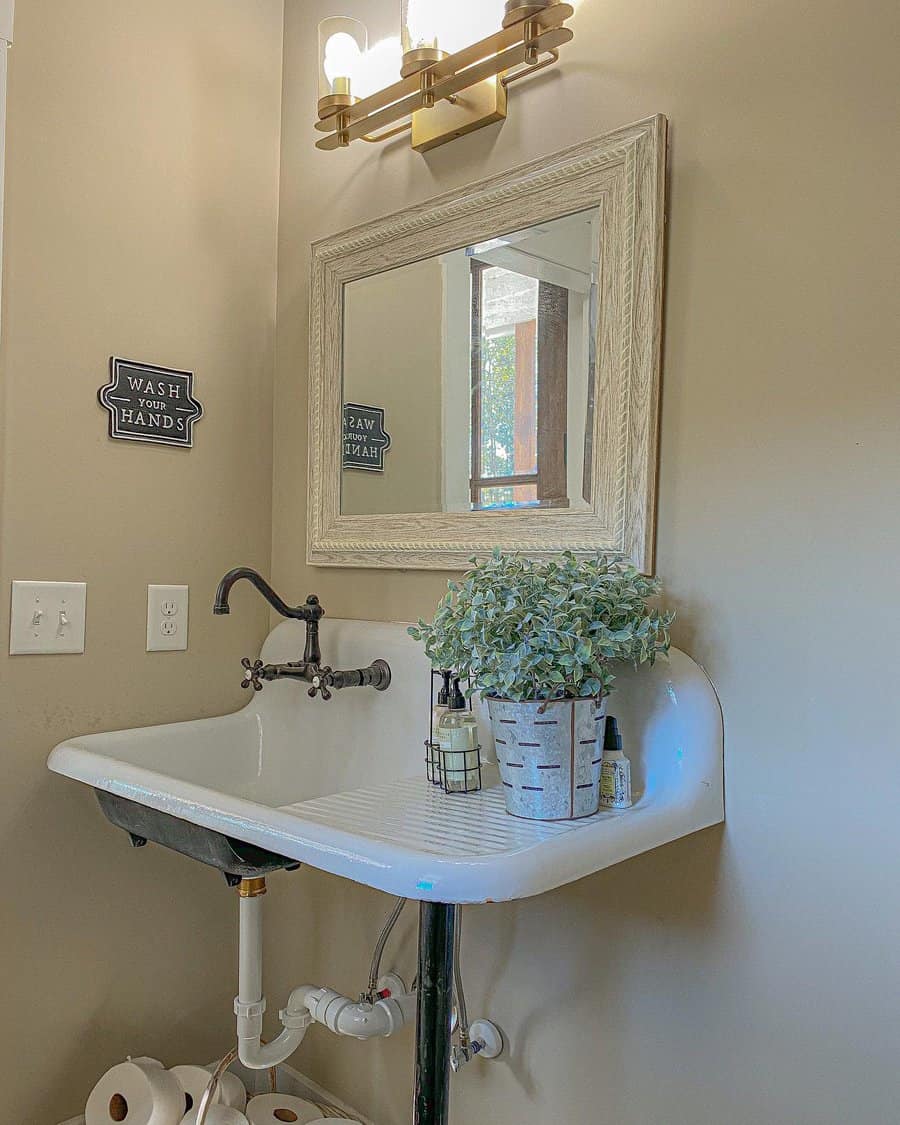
304,984,416,1039
235,879,315,1070
234,878,417,1069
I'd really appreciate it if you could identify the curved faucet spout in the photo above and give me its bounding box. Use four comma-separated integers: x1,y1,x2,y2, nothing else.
213,567,323,625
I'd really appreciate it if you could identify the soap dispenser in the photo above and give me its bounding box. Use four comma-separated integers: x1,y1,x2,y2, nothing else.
428,670,453,785
437,677,479,793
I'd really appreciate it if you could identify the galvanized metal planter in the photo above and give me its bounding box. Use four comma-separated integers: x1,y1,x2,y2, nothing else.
488,696,608,820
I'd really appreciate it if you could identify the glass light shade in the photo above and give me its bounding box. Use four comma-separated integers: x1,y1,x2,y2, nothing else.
466,0,507,45
318,17,367,100
401,0,438,53
354,37,404,99
401,0,504,55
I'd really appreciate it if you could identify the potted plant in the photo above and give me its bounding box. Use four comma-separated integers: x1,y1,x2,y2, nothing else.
410,551,673,821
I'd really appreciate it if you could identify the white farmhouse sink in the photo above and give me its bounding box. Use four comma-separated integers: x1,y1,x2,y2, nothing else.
48,619,724,903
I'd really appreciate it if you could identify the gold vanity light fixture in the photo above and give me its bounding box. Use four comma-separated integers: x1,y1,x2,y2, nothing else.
315,1,575,154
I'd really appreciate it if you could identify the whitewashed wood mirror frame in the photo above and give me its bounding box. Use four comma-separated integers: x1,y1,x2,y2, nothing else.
308,114,667,571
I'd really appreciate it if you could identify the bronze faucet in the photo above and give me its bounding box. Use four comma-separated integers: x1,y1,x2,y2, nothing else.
214,568,391,701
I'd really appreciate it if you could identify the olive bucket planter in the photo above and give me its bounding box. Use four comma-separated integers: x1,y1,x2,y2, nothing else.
488,696,608,821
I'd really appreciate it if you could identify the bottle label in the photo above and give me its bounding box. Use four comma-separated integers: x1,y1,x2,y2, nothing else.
439,727,472,752
600,759,632,809
439,722,480,792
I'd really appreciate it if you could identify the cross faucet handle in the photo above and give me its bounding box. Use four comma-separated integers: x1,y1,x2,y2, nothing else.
307,666,334,702
241,657,265,692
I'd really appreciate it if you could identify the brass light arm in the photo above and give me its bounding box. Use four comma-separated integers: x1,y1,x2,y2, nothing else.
501,48,560,88
362,121,414,144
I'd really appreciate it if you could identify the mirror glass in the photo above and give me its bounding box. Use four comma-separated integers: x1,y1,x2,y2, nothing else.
341,208,599,517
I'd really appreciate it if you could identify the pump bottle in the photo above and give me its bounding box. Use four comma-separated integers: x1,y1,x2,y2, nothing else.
437,678,479,793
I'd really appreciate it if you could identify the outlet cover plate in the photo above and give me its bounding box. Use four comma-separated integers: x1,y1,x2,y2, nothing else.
10,581,87,654
147,584,189,652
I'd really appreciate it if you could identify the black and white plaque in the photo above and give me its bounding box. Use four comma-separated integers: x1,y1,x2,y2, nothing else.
99,357,204,448
343,403,392,472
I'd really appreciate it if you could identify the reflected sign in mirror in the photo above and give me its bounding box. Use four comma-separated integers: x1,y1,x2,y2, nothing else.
341,209,598,517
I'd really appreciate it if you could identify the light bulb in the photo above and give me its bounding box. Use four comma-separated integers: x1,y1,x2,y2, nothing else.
323,31,363,91
318,17,367,101
404,0,505,55
354,37,403,99
404,0,439,49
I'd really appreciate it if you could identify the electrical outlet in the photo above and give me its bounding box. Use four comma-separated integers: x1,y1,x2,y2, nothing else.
147,585,188,652
10,581,87,654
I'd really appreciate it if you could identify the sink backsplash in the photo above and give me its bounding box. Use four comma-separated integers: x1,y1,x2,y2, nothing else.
257,618,495,802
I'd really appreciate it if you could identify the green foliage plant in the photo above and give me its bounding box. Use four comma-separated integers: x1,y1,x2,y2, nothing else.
409,551,674,702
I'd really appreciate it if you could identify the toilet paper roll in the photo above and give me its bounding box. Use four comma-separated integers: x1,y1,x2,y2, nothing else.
171,1066,247,1114
215,1072,248,1111
245,1093,322,1125
85,1057,185,1125
181,1106,248,1125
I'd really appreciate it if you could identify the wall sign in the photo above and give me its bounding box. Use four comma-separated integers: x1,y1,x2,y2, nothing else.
343,403,392,472
99,357,204,448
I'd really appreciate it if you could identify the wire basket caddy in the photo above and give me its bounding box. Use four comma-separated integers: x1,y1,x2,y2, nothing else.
424,667,443,786
425,670,483,794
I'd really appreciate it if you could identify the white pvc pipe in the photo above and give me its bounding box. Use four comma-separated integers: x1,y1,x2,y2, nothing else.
238,894,263,1007
304,986,417,1040
233,889,415,1069
239,1015,312,1071
235,894,313,1071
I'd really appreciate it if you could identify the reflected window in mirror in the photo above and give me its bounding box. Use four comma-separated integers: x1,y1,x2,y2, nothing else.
341,208,598,518
470,260,588,511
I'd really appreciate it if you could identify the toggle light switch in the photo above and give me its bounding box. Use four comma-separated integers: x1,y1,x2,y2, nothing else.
10,581,87,654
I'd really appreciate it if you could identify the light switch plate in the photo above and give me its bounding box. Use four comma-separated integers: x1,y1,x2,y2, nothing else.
10,581,87,654
147,584,188,652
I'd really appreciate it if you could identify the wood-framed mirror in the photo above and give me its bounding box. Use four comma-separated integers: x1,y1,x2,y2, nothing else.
308,115,667,571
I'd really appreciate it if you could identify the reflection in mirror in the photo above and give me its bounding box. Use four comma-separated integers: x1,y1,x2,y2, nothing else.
341,208,598,517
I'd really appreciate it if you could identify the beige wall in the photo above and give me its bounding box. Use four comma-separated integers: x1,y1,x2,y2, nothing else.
342,257,443,516
269,2,900,1124
0,2,284,1121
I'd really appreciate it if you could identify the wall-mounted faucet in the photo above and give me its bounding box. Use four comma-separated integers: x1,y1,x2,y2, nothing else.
213,567,391,701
